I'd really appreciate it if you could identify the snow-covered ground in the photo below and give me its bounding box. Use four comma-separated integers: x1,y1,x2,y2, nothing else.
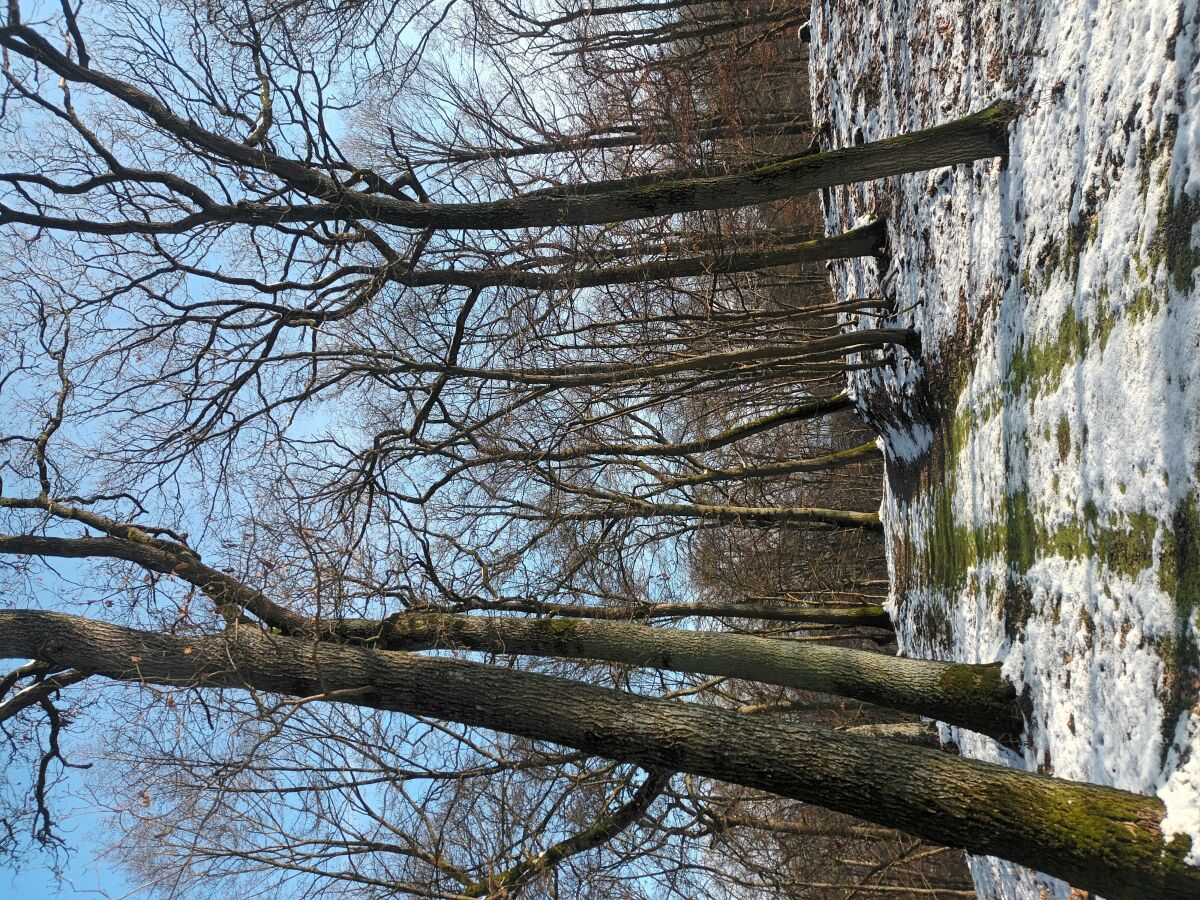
810,1,1200,896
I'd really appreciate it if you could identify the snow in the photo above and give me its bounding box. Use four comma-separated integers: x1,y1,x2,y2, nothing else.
810,1,1200,896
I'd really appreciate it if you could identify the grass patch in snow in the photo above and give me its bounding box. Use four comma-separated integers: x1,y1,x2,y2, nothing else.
1154,190,1200,294
1160,492,1200,744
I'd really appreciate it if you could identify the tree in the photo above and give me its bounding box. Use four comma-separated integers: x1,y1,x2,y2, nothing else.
1,610,1196,899
0,13,1014,232
2,2,1191,899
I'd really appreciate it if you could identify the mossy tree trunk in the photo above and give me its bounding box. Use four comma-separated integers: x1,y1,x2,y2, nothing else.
340,611,1017,741
0,25,1018,233
3,609,1195,900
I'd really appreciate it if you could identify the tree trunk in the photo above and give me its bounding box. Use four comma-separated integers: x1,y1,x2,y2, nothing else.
3,609,1194,900
400,221,885,290
427,113,813,165
474,600,892,628
539,500,883,530
331,611,1016,740
378,103,1017,230
708,812,896,842
655,440,880,488
0,31,1017,233
841,722,945,749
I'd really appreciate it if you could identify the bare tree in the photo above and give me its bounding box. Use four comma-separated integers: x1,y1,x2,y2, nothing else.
5,4,1176,900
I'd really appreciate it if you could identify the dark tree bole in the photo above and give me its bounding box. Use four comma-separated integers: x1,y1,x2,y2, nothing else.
335,611,1021,742
0,29,1017,233
3,610,1195,900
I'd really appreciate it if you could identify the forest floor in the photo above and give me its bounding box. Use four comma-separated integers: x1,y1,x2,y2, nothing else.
811,1,1200,895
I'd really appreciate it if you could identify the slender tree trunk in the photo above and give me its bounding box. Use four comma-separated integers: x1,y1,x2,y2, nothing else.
540,500,883,530
656,440,880,488
509,0,727,32
451,329,915,387
260,333,905,391
522,142,821,199
472,600,892,628
708,812,895,843
785,885,974,897
390,103,1015,230
462,770,668,896
508,226,824,268
400,221,885,290
841,722,945,749
2,609,1193,900
429,114,813,164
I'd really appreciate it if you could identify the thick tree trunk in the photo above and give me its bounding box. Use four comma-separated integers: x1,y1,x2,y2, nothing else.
2,610,1193,900
330,611,1016,740
0,32,1016,233
376,103,1017,230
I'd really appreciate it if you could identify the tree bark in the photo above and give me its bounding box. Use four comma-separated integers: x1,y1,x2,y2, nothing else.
399,221,884,291
336,103,1016,230
0,31,1017,233
535,500,883,530
652,440,880,488
426,113,813,165
331,611,1017,741
707,812,894,843
1,609,1193,900
473,600,892,628
841,722,945,749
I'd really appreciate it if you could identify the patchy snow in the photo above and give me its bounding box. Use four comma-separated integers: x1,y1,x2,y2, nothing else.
812,0,1200,895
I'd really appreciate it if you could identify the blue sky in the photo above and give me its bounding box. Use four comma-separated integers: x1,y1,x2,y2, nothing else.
2,807,136,898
